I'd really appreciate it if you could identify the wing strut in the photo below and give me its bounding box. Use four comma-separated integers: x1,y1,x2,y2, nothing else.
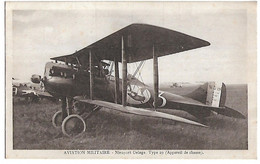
153,45,159,109
109,61,114,75
114,57,120,104
89,50,94,99
75,56,81,67
122,36,127,106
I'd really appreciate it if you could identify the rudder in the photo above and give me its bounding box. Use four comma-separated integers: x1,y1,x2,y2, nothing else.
205,82,226,107
186,82,227,107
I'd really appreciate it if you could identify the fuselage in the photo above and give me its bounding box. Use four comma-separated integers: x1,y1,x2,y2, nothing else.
43,62,206,112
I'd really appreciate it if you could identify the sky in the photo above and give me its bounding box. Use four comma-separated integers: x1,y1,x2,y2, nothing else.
11,2,255,84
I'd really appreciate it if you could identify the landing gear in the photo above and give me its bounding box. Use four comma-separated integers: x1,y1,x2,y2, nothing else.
51,97,67,128
61,105,100,137
51,96,100,136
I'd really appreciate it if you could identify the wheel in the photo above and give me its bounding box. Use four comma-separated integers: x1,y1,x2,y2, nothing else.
73,101,86,114
52,110,63,128
62,114,86,137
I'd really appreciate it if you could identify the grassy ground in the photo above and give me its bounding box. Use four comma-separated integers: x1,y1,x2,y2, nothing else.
13,84,248,150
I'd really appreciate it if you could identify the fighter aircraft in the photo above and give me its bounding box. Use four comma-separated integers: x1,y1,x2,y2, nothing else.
170,82,183,88
31,23,245,136
13,77,53,102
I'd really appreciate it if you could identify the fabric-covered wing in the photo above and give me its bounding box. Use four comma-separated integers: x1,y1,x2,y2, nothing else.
74,96,208,127
51,23,210,63
51,54,110,66
51,54,76,64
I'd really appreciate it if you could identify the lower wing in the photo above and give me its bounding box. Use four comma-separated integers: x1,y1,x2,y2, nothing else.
74,96,208,128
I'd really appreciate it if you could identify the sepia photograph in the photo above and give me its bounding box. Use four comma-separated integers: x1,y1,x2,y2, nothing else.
5,1,257,159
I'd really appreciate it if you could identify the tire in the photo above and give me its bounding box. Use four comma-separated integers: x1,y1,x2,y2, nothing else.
61,114,86,137
52,110,63,128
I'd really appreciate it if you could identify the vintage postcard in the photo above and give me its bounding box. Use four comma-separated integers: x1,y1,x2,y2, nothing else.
5,1,257,159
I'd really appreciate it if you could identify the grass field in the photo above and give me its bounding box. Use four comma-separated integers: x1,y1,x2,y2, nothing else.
13,84,248,150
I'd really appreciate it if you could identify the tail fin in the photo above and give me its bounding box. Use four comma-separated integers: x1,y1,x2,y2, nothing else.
206,82,226,107
185,82,245,119
186,82,226,107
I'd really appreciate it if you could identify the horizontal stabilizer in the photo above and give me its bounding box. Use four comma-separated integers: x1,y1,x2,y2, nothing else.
170,101,246,119
74,96,208,128
214,106,246,119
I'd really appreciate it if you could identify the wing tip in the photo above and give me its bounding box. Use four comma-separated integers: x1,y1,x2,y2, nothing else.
205,41,211,46
196,122,209,128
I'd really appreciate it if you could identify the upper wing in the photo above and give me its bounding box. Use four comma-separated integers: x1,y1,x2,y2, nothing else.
51,54,110,66
51,23,210,63
51,54,76,64
74,96,208,128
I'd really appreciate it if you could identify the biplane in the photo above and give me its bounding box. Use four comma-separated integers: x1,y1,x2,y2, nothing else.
12,77,53,102
31,24,245,136
170,82,183,88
